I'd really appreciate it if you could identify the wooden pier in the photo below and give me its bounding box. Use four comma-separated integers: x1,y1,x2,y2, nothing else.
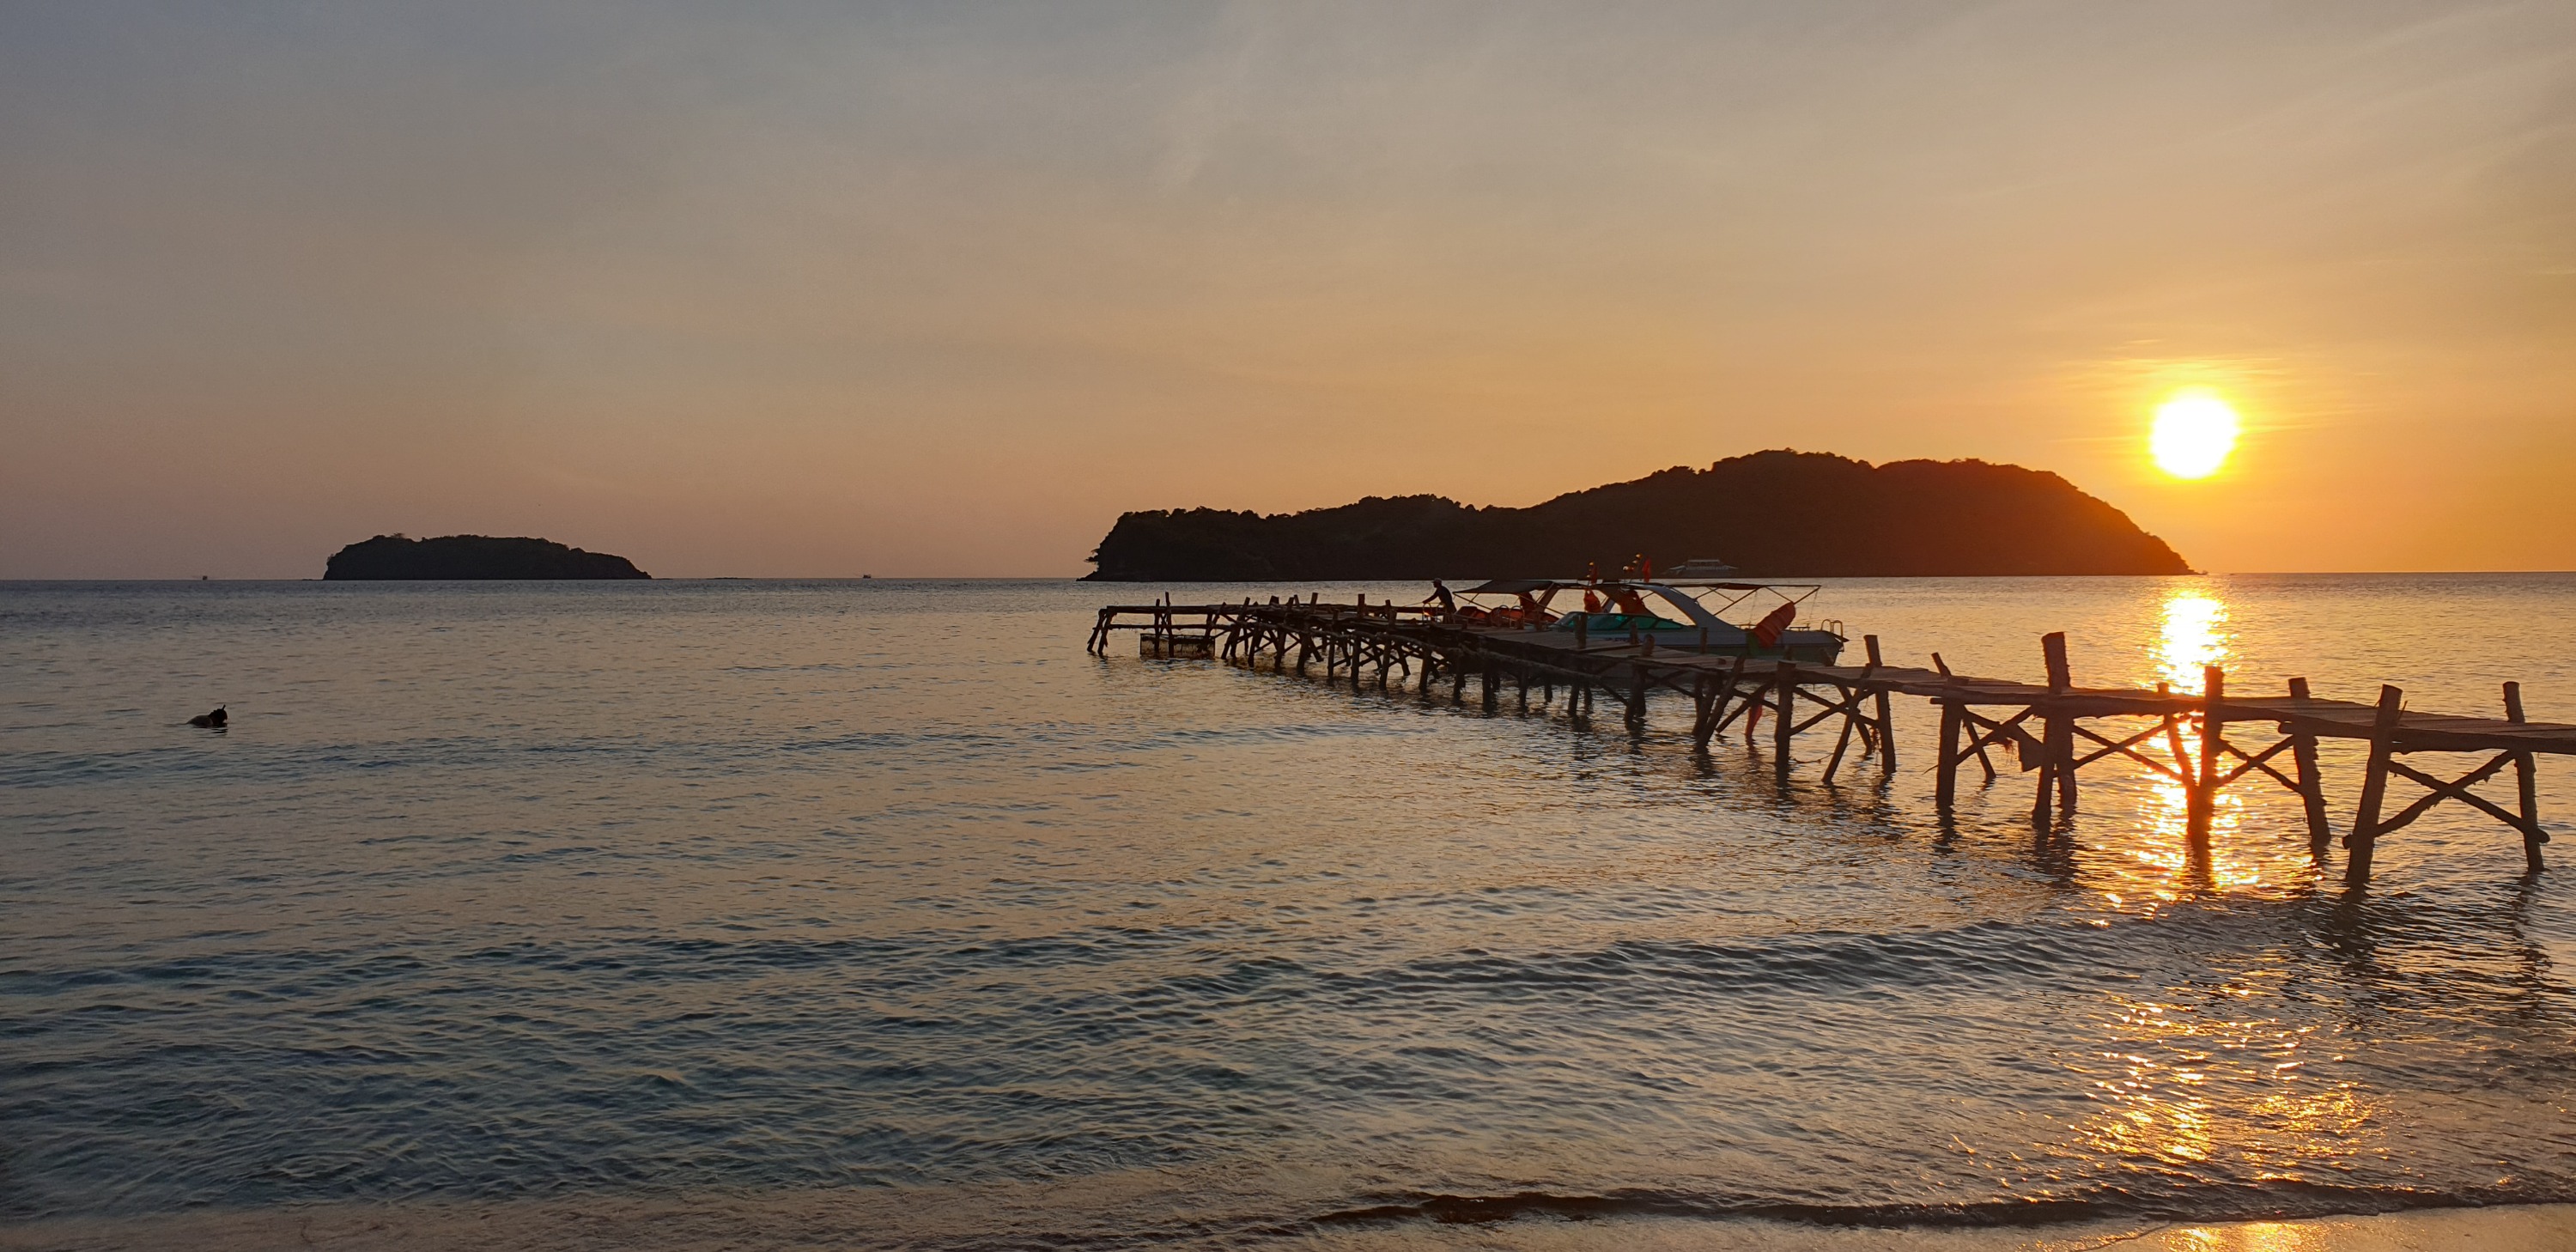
1090,598,2570,886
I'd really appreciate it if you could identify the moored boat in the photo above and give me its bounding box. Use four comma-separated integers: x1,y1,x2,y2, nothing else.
1450,570,1846,664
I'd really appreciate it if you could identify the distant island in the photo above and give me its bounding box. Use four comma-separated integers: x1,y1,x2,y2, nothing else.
1085,450,2191,580
324,535,651,580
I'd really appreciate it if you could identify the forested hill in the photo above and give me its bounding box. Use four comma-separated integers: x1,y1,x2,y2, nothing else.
1084,451,2191,581
324,535,651,580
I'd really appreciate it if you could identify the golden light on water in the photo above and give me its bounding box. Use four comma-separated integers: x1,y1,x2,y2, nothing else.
2073,989,2375,1202
2092,586,2275,899
2158,589,2229,694
2151,390,2242,479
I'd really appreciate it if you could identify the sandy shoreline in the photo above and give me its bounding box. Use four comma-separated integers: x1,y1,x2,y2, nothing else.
7,1196,2569,1252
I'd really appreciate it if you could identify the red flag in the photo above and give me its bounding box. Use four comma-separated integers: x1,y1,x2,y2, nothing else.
1749,601,1797,648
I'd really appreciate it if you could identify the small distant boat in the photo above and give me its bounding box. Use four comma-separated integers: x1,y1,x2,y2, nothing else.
1452,565,1846,663
1659,557,1738,580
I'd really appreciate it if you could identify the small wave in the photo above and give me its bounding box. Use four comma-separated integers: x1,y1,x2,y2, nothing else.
1301,1180,2520,1231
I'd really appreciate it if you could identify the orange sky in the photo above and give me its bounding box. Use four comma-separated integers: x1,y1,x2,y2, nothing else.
3,3,2571,578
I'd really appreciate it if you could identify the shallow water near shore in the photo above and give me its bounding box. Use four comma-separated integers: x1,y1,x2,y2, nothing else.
3,576,2574,1243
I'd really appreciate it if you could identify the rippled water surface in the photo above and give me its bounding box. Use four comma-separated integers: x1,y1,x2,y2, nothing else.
4,576,2574,1239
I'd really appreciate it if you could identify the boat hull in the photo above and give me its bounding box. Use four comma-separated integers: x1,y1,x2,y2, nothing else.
1526,624,1844,666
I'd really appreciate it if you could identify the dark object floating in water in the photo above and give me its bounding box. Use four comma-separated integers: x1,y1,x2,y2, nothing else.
324,534,650,580
187,706,228,729
1083,449,2193,580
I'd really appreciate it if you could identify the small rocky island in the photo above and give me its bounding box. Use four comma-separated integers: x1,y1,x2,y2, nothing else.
1086,450,2192,580
324,535,651,580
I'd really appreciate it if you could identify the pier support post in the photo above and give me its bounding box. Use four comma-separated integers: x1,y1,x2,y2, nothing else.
1628,665,1648,736
2344,684,2406,890
1935,699,1963,811
1773,661,1796,769
1710,657,1745,745
1484,661,1501,714
1864,635,1896,774
2287,678,2332,857
2506,682,2545,874
2188,666,2224,856
2034,633,2075,822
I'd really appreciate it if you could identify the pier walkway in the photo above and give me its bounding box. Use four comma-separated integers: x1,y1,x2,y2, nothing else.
1090,599,2572,886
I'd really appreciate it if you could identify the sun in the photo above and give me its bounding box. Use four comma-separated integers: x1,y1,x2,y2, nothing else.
2150,390,2240,479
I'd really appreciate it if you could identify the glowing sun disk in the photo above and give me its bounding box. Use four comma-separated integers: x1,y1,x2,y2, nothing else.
2151,392,2240,479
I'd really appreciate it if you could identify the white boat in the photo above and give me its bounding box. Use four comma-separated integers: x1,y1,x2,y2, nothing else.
1452,573,1847,664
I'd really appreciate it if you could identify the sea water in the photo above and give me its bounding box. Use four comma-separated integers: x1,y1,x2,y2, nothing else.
3,576,2573,1243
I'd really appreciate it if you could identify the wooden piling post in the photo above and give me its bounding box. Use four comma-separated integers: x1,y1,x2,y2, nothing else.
1935,698,1963,811
2506,682,2544,873
2034,633,2075,822
2344,684,2406,890
1483,661,1501,714
1693,656,1743,748
2287,678,2332,856
2187,666,2224,854
1628,664,1648,734
1864,635,1896,773
1773,660,1796,765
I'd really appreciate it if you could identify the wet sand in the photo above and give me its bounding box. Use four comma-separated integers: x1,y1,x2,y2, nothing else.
7,1194,2569,1252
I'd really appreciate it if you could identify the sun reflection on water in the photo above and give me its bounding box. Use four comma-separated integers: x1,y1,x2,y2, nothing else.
2159,590,2230,694
2105,778,2270,896
2086,586,2286,901
2070,987,2379,1192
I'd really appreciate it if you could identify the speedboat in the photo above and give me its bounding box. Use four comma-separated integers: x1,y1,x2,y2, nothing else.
1452,573,1847,663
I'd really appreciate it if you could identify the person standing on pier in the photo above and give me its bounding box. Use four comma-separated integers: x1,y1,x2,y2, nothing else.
1425,580,1456,620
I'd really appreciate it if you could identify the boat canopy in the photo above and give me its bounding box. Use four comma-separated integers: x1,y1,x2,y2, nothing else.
1451,578,1819,632
1460,578,1793,595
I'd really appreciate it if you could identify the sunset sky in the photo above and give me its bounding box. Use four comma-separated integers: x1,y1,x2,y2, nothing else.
4,2,2571,578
